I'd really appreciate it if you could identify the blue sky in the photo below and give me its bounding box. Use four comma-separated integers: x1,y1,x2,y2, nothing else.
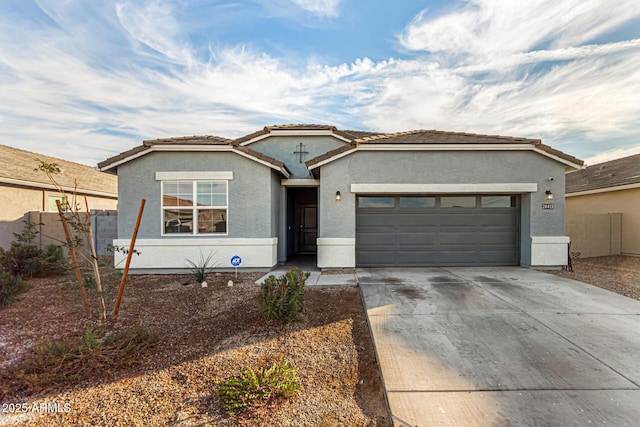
1,0,639,167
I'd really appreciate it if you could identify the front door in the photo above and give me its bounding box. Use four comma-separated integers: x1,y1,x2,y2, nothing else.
297,203,317,254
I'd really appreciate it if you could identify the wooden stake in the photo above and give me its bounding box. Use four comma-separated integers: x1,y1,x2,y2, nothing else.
113,199,145,319
56,199,91,319
84,197,107,320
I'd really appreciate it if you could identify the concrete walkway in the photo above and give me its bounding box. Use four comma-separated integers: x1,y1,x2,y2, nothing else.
358,267,640,427
255,266,358,286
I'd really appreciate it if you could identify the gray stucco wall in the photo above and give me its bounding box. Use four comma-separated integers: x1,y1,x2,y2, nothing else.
117,151,274,239
247,135,348,179
318,150,567,263
270,170,281,239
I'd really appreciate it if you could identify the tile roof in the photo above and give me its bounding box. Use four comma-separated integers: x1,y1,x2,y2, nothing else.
566,153,640,194
230,124,365,146
305,129,584,168
355,129,541,144
98,125,583,176
0,144,117,195
98,135,232,171
98,135,291,177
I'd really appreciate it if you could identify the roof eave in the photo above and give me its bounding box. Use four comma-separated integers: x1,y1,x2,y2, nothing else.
99,144,291,178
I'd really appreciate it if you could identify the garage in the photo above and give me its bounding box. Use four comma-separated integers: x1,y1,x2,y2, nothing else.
356,195,520,267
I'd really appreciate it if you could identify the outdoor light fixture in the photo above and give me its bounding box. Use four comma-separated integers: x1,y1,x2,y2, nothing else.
545,190,554,201
335,191,342,201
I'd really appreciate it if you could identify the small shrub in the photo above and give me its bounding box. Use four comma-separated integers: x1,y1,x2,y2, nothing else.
0,271,27,306
185,251,219,283
0,326,158,398
218,358,300,415
1,242,43,277
41,243,68,275
0,222,67,278
256,267,309,323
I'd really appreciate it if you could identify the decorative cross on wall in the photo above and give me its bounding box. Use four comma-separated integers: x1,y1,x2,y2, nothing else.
293,142,309,163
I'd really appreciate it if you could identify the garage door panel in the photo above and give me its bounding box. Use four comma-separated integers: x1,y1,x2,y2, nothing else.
478,231,519,244
479,214,519,227
439,250,479,264
396,213,437,226
358,233,396,246
438,214,479,226
439,232,480,244
358,214,395,227
397,232,437,245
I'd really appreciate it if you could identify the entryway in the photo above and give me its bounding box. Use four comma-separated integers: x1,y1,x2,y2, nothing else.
286,187,318,260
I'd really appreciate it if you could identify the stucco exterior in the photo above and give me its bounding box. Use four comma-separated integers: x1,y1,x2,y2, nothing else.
317,150,567,268
566,188,640,256
100,125,582,273
113,151,282,271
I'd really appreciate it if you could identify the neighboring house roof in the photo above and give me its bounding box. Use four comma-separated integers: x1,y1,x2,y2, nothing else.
305,129,584,171
98,125,584,176
566,153,640,195
0,144,117,197
98,135,292,177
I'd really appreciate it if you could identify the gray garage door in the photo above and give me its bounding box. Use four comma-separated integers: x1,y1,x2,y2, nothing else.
356,195,520,267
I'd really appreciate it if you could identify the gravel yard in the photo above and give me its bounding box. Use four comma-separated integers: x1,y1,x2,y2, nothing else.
547,255,640,300
0,267,390,426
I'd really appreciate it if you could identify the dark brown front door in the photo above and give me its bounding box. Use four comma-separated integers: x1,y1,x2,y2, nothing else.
297,203,317,254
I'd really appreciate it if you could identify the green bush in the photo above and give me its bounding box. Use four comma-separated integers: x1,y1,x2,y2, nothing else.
218,358,300,415
0,223,67,278
0,271,27,306
1,242,43,277
256,267,309,323
41,243,68,275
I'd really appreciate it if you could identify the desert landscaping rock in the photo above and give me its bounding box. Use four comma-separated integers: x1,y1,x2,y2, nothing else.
548,255,640,300
0,268,390,426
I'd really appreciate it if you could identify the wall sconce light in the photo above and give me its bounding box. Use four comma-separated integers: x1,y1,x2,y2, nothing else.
335,191,342,201
545,190,554,201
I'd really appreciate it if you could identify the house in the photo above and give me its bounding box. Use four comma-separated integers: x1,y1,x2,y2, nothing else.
97,124,583,272
0,144,118,249
565,153,640,257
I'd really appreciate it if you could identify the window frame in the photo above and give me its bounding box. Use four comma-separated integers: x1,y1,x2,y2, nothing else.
161,180,228,236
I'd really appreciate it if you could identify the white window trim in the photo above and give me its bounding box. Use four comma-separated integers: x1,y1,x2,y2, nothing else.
156,171,233,181
161,180,229,236
351,183,538,194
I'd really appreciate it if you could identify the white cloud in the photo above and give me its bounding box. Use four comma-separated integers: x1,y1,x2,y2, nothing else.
0,0,639,167
583,146,640,166
289,0,340,17
400,0,640,57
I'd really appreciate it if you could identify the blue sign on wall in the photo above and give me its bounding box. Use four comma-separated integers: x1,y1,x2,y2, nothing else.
230,256,242,267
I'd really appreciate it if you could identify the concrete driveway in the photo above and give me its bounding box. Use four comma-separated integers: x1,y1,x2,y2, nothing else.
358,267,640,426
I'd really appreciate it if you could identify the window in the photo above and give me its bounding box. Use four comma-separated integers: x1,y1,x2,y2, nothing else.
162,181,227,235
440,196,476,208
399,197,436,208
481,196,517,208
47,195,66,212
358,197,395,208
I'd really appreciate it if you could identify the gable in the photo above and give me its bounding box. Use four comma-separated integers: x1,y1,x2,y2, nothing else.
98,136,291,178
243,135,350,179
306,129,584,175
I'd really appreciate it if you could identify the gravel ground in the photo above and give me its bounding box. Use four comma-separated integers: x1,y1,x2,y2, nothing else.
0,267,390,426
547,255,640,300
